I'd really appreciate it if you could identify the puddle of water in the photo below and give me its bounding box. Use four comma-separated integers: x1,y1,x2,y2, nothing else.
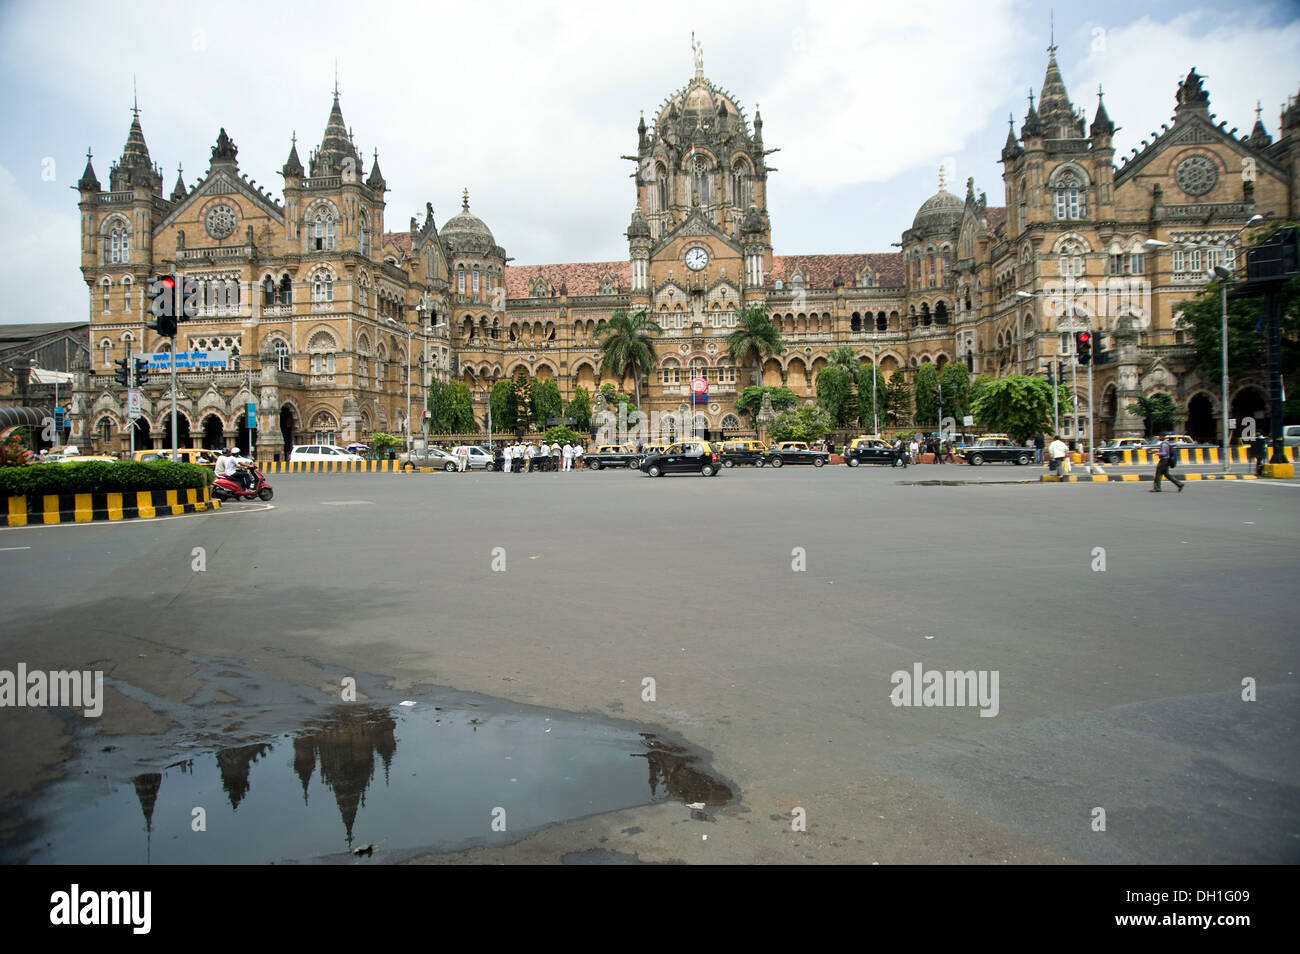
5,702,731,864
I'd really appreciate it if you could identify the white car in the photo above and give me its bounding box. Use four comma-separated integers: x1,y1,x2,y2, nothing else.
449,445,496,470
290,444,364,463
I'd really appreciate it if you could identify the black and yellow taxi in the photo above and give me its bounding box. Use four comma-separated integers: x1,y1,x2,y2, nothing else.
133,447,221,467
639,439,722,477
843,436,904,467
765,441,830,468
718,439,769,467
964,435,1034,465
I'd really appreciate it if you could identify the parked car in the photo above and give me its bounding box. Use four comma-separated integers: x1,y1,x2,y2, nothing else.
1283,424,1300,449
1094,436,1147,464
640,440,722,477
766,441,830,468
448,445,496,470
718,440,769,467
843,436,904,467
964,437,1034,465
290,444,364,463
586,445,643,470
399,447,458,470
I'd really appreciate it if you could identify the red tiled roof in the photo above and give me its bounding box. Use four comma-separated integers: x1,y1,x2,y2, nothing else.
382,232,413,260
505,261,631,300
769,253,903,288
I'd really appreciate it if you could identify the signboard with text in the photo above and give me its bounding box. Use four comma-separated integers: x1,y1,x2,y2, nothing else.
141,351,230,369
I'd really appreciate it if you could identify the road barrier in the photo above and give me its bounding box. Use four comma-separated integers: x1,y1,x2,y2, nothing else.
257,459,407,473
4,486,218,527
1110,446,1293,465
1042,473,1258,483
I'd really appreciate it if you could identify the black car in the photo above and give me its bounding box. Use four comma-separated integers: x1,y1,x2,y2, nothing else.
717,440,769,467
964,438,1034,465
586,445,642,470
640,440,722,477
766,442,829,468
843,437,904,467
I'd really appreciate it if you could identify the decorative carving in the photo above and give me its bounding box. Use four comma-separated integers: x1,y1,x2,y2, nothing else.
1174,155,1218,196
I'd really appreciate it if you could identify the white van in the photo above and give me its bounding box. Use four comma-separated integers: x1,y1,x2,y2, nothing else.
290,444,364,463
1283,425,1300,449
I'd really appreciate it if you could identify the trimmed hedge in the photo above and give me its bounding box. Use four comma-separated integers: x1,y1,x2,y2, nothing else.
0,461,213,497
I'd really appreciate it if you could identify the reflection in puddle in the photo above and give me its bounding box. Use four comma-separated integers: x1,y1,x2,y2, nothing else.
6,703,731,864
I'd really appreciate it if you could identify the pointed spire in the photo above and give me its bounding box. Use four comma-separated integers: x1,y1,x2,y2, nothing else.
1091,84,1115,138
1248,100,1272,148
78,147,100,192
282,131,304,178
111,97,160,192
312,82,359,177
1002,113,1023,161
753,103,763,145
1022,89,1043,138
170,163,186,201
366,148,386,190
1038,43,1081,138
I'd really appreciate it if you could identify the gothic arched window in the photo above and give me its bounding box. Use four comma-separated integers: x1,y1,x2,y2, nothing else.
1055,173,1083,220
656,165,669,212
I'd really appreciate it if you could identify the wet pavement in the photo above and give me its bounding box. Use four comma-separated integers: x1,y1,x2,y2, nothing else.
3,695,732,865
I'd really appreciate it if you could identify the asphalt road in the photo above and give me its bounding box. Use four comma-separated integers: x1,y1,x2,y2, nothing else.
2,465,1298,864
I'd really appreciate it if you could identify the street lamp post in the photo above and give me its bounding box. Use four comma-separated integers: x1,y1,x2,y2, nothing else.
872,322,879,435
1146,214,1262,471
387,318,415,453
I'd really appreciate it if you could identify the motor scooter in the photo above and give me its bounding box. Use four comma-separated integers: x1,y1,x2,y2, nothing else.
213,466,274,502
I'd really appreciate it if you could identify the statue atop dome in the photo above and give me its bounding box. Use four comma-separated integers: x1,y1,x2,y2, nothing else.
691,33,703,79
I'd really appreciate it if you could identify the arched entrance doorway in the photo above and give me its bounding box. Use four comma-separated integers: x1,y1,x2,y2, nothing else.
1231,387,1268,442
133,417,152,450
280,405,296,458
159,412,191,449
201,414,225,450
236,412,253,457
1186,393,1216,444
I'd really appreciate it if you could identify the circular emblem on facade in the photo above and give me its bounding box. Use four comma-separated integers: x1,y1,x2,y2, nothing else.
709,403,720,414
204,203,238,239
1174,155,1218,197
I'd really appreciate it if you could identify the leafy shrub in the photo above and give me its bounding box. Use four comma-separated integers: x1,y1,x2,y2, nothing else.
542,425,583,445
0,461,213,498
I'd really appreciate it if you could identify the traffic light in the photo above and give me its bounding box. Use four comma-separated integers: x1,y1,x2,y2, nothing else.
1043,363,1054,385
113,357,131,386
133,357,150,386
1075,331,1092,365
147,275,177,338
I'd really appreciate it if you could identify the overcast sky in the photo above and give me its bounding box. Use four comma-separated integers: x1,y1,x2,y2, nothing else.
2,0,1297,326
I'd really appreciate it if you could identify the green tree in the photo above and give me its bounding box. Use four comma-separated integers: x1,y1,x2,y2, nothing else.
427,380,477,434
939,362,973,426
727,304,785,387
598,382,638,417
969,374,1059,443
768,403,832,444
510,366,533,432
856,362,886,432
370,432,402,455
886,369,911,426
735,385,797,428
815,363,854,426
542,425,583,445
490,378,516,433
530,378,564,427
912,362,940,427
565,385,592,433
596,308,661,407
1126,393,1180,437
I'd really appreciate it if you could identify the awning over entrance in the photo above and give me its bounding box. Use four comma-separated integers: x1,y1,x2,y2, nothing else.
0,406,51,429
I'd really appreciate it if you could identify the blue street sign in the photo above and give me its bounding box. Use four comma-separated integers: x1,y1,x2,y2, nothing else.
247,402,257,429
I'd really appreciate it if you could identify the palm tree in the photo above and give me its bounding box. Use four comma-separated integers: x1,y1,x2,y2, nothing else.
596,308,662,407
727,305,785,387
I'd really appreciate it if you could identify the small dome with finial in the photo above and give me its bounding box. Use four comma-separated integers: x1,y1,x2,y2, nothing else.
911,166,963,237
440,188,498,255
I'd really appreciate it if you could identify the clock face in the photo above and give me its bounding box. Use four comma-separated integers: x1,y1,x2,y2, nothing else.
685,246,709,271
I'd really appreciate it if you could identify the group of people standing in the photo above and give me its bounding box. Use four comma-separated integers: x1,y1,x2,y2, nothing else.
498,440,584,473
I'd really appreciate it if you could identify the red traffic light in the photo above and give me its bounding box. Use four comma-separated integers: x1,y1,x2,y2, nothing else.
1077,332,1090,344
160,276,175,290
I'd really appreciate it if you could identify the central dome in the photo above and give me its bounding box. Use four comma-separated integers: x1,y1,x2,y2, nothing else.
911,187,963,237
657,78,744,128
440,189,497,255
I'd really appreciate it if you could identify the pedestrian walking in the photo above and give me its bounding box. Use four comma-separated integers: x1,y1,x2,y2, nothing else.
562,441,573,471
1047,434,1070,476
1151,437,1184,492
1033,433,1045,465
456,444,469,472
1252,434,1267,476
503,442,513,473
574,442,584,470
